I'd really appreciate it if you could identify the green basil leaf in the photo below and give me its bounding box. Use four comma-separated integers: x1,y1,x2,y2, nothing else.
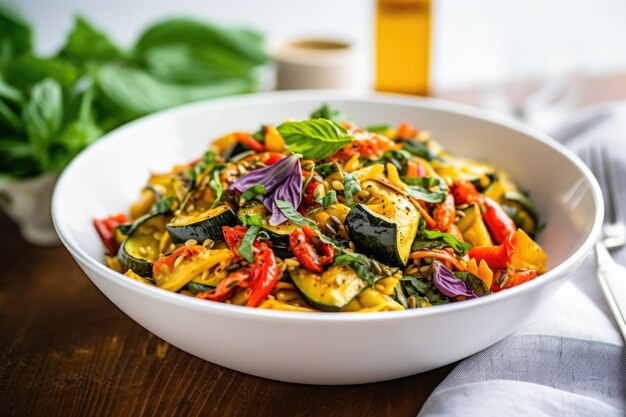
134,18,267,66
48,86,102,173
142,44,254,84
24,78,63,169
277,119,353,160
316,162,339,178
333,252,380,286
210,167,225,209
310,104,347,121
401,275,450,305
150,196,175,214
60,16,122,63
403,176,448,203
95,64,253,118
0,3,32,58
5,56,78,90
402,140,440,161
0,98,22,131
0,138,40,178
342,172,361,207
366,124,390,133
0,74,23,103
394,282,408,308
239,225,261,263
317,190,338,208
239,213,263,227
415,217,472,255
240,184,266,202
274,198,339,246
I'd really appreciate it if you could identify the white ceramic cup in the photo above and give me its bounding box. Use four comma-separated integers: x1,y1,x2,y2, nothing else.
272,38,360,90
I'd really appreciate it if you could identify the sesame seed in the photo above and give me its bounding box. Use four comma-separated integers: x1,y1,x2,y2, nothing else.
202,239,214,248
174,255,185,268
185,239,198,246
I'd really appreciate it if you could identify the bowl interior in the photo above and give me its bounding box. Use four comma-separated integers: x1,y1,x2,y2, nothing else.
54,92,600,292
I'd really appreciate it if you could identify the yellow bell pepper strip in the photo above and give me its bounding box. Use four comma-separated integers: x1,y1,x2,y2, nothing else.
264,125,285,152
467,258,494,288
510,229,548,273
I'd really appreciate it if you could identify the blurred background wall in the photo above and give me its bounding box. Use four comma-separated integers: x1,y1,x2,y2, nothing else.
18,0,626,92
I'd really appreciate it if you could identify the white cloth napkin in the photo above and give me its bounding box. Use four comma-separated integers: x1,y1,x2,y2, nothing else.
418,103,626,417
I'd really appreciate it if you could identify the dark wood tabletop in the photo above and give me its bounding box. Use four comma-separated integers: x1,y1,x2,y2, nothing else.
0,215,454,417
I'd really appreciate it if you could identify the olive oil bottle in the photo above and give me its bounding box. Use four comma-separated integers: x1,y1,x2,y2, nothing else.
375,0,432,96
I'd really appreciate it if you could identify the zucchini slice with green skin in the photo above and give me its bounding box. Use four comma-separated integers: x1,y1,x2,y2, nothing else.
238,201,298,258
290,265,367,311
345,181,419,267
503,191,539,235
166,205,237,244
117,214,168,277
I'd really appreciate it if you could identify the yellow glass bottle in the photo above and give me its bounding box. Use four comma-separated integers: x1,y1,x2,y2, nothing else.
375,0,432,96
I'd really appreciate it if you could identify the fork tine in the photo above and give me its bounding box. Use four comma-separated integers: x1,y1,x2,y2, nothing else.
601,146,623,223
587,145,612,223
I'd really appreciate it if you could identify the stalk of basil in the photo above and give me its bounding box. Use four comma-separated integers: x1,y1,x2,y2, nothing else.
276,119,353,160
230,155,302,225
432,261,476,299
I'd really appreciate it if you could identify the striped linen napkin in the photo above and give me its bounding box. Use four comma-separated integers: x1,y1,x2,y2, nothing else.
418,103,626,417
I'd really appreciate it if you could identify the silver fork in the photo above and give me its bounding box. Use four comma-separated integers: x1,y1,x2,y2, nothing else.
583,145,626,342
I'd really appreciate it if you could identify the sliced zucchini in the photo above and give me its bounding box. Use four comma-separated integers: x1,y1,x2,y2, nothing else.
117,214,168,277
456,204,493,247
502,191,539,236
290,265,367,311
345,180,419,267
432,157,496,190
238,201,298,258
166,205,237,244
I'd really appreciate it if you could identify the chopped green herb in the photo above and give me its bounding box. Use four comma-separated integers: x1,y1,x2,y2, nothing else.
239,224,261,263
240,184,266,203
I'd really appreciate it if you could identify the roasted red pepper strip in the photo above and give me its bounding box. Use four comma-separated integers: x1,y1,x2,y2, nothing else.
482,196,517,244
289,226,335,273
468,235,515,270
302,178,322,207
501,269,537,290
153,245,206,275
235,133,265,152
216,226,281,306
451,181,516,244
223,225,249,258
433,193,456,232
246,244,280,307
451,180,481,205
197,268,251,302
93,214,130,255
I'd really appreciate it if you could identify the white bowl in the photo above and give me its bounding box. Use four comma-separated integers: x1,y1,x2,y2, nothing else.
52,91,603,384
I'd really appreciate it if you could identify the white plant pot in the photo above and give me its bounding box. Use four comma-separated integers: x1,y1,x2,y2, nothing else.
0,174,60,246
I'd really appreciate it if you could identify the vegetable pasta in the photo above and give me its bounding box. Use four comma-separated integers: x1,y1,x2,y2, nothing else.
95,104,547,312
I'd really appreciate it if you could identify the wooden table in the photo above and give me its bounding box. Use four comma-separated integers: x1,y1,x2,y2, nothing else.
0,215,454,417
